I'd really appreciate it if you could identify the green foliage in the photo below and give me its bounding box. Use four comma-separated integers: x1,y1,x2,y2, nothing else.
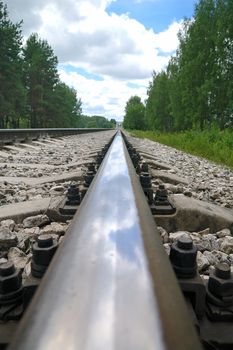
123,96,146,130
146,71,172,131
77,115,116,128
0,1,83,129
145,0,233,132
0,1,25,128
130,128,233,169
23,33,59,128
51,83,82,128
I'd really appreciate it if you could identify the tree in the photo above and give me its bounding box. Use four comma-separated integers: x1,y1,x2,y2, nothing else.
51,82,82,127
0,1,25,128
123,96,146,130
76,115,114,128
144,0,233,132
23,33,59,128
146,71,172,131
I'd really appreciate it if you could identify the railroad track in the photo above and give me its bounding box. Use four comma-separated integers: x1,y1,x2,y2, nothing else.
0,128,112,146
0,129,233,349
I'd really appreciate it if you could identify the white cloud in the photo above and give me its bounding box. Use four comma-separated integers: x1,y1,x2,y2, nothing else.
59,69,147,121
4,0,182,120
154,21,181,53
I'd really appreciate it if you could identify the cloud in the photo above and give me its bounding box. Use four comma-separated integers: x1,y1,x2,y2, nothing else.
59,68,148,121
4,0,181,120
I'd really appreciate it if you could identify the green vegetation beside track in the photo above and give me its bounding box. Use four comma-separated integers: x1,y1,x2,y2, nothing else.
129,129,233,170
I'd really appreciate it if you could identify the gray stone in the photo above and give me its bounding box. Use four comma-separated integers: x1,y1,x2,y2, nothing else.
8,247,29,270
169,231,189,243
219,236,233,254
189,233,202,245
202,251,219,266
210,250,229,264
22,261,31,280
23,214,50,228
196,234,219,252
0,219,15,231
163,243,171,255
197,228,210,236
216,228,231,238
22,227,40,237
39,222,67,236
197,251,209,272
0,227,18,250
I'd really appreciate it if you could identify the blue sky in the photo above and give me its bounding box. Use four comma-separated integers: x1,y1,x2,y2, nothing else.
6,0,198,120
107,0,196,32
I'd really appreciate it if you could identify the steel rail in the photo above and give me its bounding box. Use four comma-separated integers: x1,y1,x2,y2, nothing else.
0,128,112,145
8,131,202,350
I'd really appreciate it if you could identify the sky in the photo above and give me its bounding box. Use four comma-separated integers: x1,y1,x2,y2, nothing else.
5,0,197,121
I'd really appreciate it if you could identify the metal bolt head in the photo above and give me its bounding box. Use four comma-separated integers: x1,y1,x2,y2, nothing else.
88,163,96,172
140,172,152,188
208,263,233,298
38,234,53,248
84,171,95,186
32,235,58,266
141,162,149,172
215,263,231,280
177,237,193,250
169,238,197,278
0,262,22,295
0,262,15,277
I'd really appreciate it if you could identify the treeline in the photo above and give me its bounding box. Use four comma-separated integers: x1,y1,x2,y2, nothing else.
124,0,233,131
0,1,82,129
78,115,116,128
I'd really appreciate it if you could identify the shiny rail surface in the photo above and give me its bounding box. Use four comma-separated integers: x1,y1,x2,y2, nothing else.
0,128,112,145
8,131,202,350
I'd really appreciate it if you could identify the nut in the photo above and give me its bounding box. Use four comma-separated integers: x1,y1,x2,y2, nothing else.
208,263,233,298
32,234,58,266
169,237,197,278
0,262,21,294
140,172,152,188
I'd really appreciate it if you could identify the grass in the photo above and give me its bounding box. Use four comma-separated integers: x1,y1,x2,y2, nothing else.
129,128,233,170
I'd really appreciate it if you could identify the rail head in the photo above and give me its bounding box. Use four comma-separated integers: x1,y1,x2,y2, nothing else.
8,131,202,350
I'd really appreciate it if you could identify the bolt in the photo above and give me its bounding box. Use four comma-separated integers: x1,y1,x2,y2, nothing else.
169,237,197,278
31,234,58,278
38,234,53,248
84,170,95,186
66,184,81,205
96,152,103,165
0,261,15,277
141,162,149,173
208,263,233,302
87,163,96,172
0,262,22,305
157,184,167,196
177,237,193,250
140,172,152,188
215,263,231,280
154,184,169,205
